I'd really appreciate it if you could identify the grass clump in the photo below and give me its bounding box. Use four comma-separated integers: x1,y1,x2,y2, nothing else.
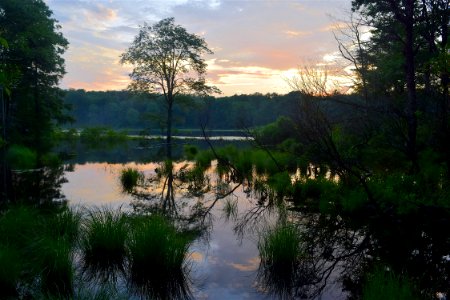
362,267,419,300
128,215,192,299
257,222,305,299
258,223,303,270
46,208,81,246
35,236,74,297
120,168,143,192
81,208,129,268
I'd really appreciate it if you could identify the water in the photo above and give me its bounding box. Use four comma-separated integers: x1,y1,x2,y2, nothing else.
63,161,265,299
35,138,450,299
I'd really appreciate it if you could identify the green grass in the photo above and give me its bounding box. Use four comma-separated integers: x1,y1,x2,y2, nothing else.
45,208,81,246
81,208,129,268
257,222,304,299
120,167,143,192
258,223,303,270
34,236,74,297
363,267,419,300
128,215,192,299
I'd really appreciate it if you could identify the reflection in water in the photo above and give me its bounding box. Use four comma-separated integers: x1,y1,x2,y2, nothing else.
60,156,449,299
0,159,69,207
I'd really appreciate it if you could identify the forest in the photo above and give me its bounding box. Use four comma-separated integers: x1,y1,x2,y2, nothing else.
0,0,449,299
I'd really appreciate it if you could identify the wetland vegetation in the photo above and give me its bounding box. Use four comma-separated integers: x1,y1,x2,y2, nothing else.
0,0,449,299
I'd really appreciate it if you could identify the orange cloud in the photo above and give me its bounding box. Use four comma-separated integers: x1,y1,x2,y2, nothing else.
228,257,260,271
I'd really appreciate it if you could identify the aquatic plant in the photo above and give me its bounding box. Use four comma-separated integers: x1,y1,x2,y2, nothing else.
120,167,143,192
128,215,192,299
257,222,305,299
45,207,81,246
35,236,74,297
258,222,303,270
81,208,129,269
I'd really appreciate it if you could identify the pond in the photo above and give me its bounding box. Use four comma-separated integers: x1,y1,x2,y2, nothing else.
59,138,348,299
2,137,448,299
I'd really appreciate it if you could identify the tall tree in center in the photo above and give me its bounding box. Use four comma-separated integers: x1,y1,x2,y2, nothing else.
121,17,218,159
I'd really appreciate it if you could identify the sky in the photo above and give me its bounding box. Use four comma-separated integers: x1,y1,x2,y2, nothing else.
45,0,353,96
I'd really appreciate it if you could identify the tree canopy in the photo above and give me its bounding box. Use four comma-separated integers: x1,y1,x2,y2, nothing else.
0,0,69,152
121,17,219,157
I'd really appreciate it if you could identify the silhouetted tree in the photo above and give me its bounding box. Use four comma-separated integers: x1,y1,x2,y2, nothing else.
121,17,219,159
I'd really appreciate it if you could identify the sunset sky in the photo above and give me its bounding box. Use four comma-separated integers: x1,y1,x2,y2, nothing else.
45,0,353,96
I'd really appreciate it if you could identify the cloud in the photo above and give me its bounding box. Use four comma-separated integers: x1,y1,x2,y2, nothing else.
228,257,260,272
46,0,353,95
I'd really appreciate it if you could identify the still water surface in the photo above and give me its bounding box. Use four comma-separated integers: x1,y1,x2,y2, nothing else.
63,162,264,299
62,161,344,299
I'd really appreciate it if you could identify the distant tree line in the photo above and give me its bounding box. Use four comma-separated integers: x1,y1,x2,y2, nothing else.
63,89,364,131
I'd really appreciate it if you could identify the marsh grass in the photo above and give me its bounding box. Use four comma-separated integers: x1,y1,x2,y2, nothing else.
45,208,81,246
362,267,419,300
259,223,303,270
120,167,143,192
257,222,305,299
81,208,129,273
128,215,192,299
0,206,78,297
34,236,74,297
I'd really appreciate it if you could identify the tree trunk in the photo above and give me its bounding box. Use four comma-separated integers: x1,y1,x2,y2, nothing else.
166,100,173,160
404,0,419,172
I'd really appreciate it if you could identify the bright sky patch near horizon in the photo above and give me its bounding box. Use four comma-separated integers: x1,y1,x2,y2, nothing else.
45,0,353,96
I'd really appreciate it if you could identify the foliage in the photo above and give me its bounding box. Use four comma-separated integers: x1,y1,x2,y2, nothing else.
80,127,128,144
183,144,198,160
259,222,303,268
222,198,238,220
6,144,37,169
0,206,79,297
362,267,419,300
35,236,74,296
121,17,219,158
0,0,70,152
81,208,129,268
128,214,192,298
120,168,143,193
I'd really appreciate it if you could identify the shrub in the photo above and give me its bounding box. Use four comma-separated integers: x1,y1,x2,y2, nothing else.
183,144,198,160
6,144,37,169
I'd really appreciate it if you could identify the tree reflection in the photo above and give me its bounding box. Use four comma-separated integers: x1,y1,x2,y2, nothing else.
0,155,70,208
